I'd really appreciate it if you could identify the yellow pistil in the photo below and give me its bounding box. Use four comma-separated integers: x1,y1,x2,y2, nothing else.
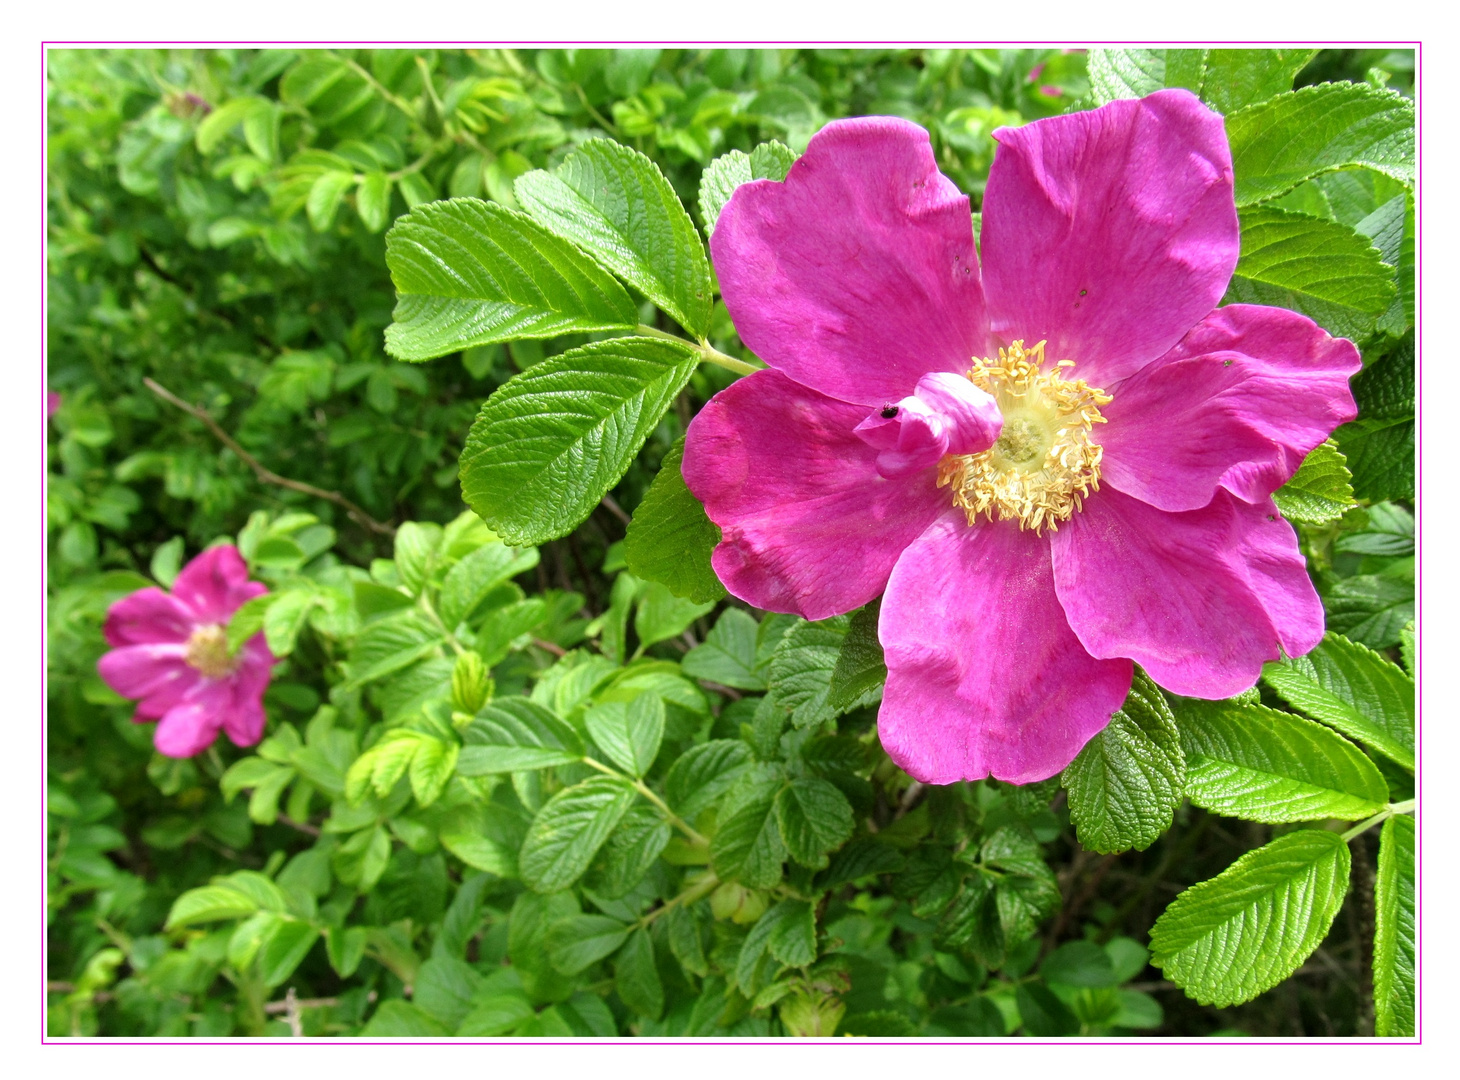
184,623,238,679
938,340,1112,533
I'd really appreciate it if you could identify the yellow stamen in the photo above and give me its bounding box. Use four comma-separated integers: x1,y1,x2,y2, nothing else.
185,623,238,679
938,340,1112,534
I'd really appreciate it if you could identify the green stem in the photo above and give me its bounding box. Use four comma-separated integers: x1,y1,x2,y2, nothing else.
1341,799,1416,843
582,756,709,846
418,592,466,656
634,324,762,376
572,83,620,136
638,871,720,929
337,54,421,125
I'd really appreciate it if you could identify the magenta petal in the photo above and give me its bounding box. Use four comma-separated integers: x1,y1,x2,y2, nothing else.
153,700,224,758
878,513,1133,784
683,368,948,620
221,694,267,748
1101,305,1361,511
1052,487,1323,698
171,545,266,624
97,644,194,700
103,589,196,647
981,89,1238,387
712,116,989,406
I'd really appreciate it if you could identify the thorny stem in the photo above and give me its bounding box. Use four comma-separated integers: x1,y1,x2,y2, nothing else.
581,756,710,847
634,324,763,376
144,378,396,537
1341,799,1415,843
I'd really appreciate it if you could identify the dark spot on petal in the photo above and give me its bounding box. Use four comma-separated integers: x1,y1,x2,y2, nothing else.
1223,359,1233,367
1267,515,1276,521
1079,289,1087,296
881,406,899,419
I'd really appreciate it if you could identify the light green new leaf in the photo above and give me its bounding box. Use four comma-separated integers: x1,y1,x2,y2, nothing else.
346,610,444,688
459,337,699,545
615,927,664,1019
1227,83,1415,206
1150,829,1351,1007
775,778,854,869
515,139,713,337
623,438,726,604
408,736,459,808
518,775,637,893
259,920,319,988
682,609,764,690
261,587,318,657
437,541,540,628
1374,814,1416,1037
1087,48,1315,113
457,697,585,774
165,885,262,928
226,593,277,653
826,600,886,712
356,172,391,233
1262,633,1414,768
307,171,354,232
585,694,665,777
393,520,442,595
1272,440,1355,526
545,914,631,975
384,198,637,361
698,140,797,237
1062,670,1184,854
1224,206,1396,342
1174,699,1389,822
634,580,715,650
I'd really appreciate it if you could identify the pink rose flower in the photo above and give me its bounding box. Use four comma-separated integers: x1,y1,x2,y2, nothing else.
97,545,274,758
683,90,1360,785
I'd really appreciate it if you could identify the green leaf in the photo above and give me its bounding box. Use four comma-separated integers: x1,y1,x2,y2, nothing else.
769,615,878,728
393,521,442,595
711,780,786,888
682,609,764,690
698,140,797,237
1086,48,1316,113
588,806,670,898
774,778,854,870
325,925,367,978
664,739,750,819
258,920,319,988
165,885,260,928
356,171,391,233
360,1000,448,1037
1335,502,1413,558
1224,206,1396,342
459,337,699,545
545,914,632,975
307,170,354,231
1150,829,1350,1007
1323,570,1414,650
633,580,715,650
519,776,637,893
585,694,665,777
1062,670,1184,854
195,95,273,154
408,737,459,808
384,197,637,362
1374,814,1416,1037
1262,633,1415,769
458,697,586,774
1174,699,1389,822
149,535,184,588
1041,940,1118,988
1227,83,1415,206
515,139,712,337
226,594,276,653
1337,335,1414,502
826,600,886,712
346,610,444,688
623,438,725,604
1272,440,1355,526
261,588,318,658
615,927,664,1019
767,899,817,967
437,541,540,628
457,993,536,1036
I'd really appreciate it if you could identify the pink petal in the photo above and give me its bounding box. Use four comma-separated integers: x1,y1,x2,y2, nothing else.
1100,305,1360,511
221,694,267,748
103,589,196,647
1051,487,1323,698
852,372,1002,478
981,89,1238,388
878,512,1133,784
171,545,266,624
683,368,949,620
153,700,225,758
712,116,989,407
97,643,194,700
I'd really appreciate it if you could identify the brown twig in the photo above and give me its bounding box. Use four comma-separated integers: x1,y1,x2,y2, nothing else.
599,493,631,527
143,377,395,537
263,990,377,1015
277,815,321,837
532,637,567,657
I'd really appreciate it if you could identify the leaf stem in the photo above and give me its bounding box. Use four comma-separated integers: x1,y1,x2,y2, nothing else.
1340,798,1416,843
581,756,710,846
633,324,762,376
637,871,720,929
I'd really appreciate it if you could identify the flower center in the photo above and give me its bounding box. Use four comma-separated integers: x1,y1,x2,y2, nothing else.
184,623,238,679
937,340,1112,534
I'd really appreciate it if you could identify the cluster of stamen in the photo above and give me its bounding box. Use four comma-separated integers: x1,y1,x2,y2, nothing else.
184,624,238,679
938,340,1112,533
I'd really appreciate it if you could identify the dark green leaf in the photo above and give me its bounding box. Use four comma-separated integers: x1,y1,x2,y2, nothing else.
682,609,763,690
1087,48,1316,113
711,780,786,889
1323,571,1414,650
1150,829,1350,1007
769,615,877,728
774,778,854,869
516,139,713,337
458,697,586,774
413,955,484,1028
826,600,886,711
664,739,750,819
384,198,637,361
519,775,637,893
545,914,631,975
459,337,699,545
623,438,726,604
615,927,664,1019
